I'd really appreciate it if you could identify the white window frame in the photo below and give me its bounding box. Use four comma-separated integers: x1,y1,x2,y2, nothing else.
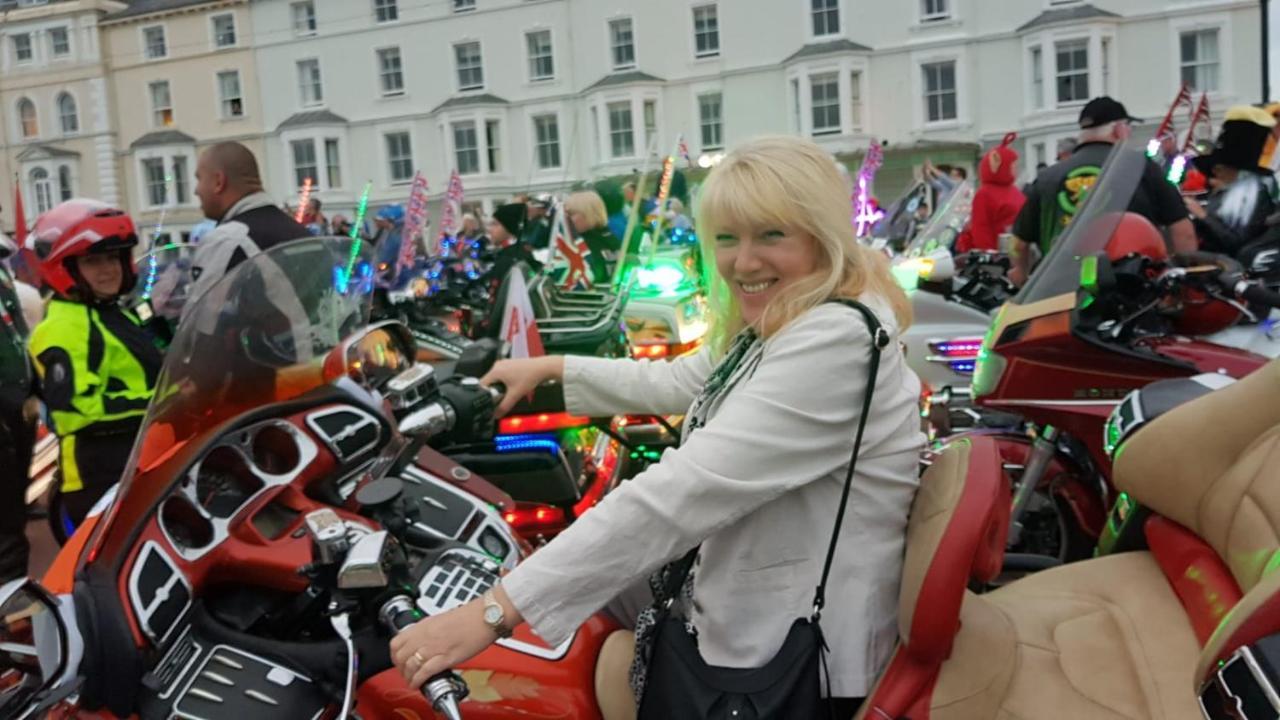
324,137,343,190
526,29,554,82
291,1,317,37
134,147,196,210
1028,45,1044,111
29,167,53,214
530,111,562,170
289,137,319,189
373,0,399,24
1053,37,1091,106
910,47,967,132
148,80,174,128
216,70,245,119
297,58,324,107
141,24,167,60
280,128,348,192
697,91,723,151
608,17,636,71
921,60,958,125
809,72,841,136
454,41,484,91
377,46,405,96
12,33,33,64
484,118,502,174
849,69,864,132
808,0,842,40
451,120,481,175
56,164,74,201
785,57,871,140
1170,14,1231,100
383,129,414,185
49,26,70,58
920,0,950,23
607,100,635,159
210,13,237,49
56,91,78,135
692,4,719,59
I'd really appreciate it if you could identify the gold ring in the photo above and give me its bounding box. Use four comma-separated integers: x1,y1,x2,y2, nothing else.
411,650,425,666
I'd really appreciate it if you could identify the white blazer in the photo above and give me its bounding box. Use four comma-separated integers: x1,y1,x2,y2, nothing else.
502,299,924,697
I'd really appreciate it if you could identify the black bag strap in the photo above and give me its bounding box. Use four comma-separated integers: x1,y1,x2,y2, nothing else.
812,298,888,620
656,299,889,619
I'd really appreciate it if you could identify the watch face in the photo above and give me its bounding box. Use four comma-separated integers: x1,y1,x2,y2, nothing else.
484,605,502,625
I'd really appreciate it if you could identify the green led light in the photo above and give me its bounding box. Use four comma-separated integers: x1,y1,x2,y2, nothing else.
1079,255,1099,294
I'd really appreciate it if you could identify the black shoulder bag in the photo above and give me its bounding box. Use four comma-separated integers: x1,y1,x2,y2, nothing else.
636,299,891,720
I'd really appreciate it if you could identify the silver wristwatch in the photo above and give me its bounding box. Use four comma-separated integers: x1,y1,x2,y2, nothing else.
482,589,512,639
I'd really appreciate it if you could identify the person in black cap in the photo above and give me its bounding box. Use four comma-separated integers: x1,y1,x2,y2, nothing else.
1184,106,1279,257
521,194,553,250
1009,96,1195,284
479,202,542,289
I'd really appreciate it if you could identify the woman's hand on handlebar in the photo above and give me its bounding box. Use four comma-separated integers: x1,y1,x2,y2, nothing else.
389,586,524,689
480,356,565,417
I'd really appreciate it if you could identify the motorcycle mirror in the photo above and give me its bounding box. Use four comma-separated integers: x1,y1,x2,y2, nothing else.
921,250,956,282
0,578,68,719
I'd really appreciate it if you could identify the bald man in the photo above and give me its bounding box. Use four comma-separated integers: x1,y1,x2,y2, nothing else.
188,141,310,310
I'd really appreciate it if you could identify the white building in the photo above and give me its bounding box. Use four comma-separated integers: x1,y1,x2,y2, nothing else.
245,0,1263,217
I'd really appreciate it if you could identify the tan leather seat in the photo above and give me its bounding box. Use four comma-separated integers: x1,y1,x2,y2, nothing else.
900,359,1280,720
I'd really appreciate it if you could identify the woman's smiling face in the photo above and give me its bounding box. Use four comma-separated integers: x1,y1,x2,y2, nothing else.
713,223,819,328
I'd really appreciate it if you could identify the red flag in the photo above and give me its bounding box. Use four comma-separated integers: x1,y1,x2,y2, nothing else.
13,176,27,247
9,178,40,287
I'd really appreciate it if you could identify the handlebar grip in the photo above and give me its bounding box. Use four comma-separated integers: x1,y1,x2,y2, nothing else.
1240,283,1280,310
379,596,467,720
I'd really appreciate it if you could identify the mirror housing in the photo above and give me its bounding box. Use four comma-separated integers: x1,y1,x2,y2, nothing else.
0,578,68,720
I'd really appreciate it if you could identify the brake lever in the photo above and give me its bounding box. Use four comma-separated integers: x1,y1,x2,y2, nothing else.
329,610,357,720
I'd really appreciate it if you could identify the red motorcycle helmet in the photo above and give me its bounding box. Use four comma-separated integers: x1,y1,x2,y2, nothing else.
33,199,139,300
1104,212,1168,263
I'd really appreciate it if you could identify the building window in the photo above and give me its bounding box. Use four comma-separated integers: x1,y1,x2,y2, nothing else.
142,158,166,207
325,138,341,188
57,93,77,134
49,27,70,57
212,14,236,48
217,71,244,118
297,59,323,106
1030,46,1044,109
608,101,634,158
292,1,317,35
374,0,398,23
1055,39,1089,104
172,156,189,204
454,0,476,10
811,0,839,37
143,25,167,59
1033,142,1047,169
699,93,723,151
291,139,317,188
526,30,554,81
921,0,949,22
485,119,501,173
455,42,483,90
30,168,52,214
644,100,657,149
12,33,32,63
149,80,173,127
533,114,560,169
810,73,840,136
386,131,413,183
57,165,72,201
17,98,37,138
453,122,480,175
850,70,863,131
923,60,957,123
790,78,801,131
609,18,635,70
693,5,719,58
1101,37,1111,95
377,47,404,95
1180,29,1219,94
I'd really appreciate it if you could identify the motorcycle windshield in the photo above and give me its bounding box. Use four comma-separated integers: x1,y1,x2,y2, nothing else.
899,181,974,258
1013,141,1149,306
113,236,375,504
123,243,198,323
870,181,932,242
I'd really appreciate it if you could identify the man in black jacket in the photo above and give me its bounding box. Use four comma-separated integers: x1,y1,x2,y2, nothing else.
188,142,311,311
1186,106,1279,257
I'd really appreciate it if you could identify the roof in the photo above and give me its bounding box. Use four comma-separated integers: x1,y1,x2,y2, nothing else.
16,144,80,161
0,0,76,10
130,129,196,148
1017,3,1119,32
783,38,872,63
430,93,509,113
103,0,225,21
276,109,349,130
583,70,665,92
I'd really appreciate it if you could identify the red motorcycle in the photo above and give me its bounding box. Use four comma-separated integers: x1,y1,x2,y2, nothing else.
0,238,633,720
940,144,1280,561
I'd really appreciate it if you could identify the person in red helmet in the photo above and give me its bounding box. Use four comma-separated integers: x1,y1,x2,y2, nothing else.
956,132,1026,253
27,200,164,528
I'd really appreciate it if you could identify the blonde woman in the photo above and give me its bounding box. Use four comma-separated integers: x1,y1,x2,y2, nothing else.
563,190,621,283
390,136,924,713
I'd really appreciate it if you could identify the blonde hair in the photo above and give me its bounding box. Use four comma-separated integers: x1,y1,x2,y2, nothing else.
695,135,912,355
564,191,608,230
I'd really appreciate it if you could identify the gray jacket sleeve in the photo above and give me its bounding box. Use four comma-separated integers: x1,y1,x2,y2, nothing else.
561,349,714,417
183,221,257,321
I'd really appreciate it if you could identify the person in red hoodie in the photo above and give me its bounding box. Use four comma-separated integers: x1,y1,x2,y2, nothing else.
956,132,1025,253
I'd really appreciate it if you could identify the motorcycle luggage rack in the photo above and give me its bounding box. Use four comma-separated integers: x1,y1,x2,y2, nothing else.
1200,644,1280,720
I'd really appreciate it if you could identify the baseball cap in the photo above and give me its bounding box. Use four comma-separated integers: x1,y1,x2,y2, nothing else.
1078,97,1142,129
